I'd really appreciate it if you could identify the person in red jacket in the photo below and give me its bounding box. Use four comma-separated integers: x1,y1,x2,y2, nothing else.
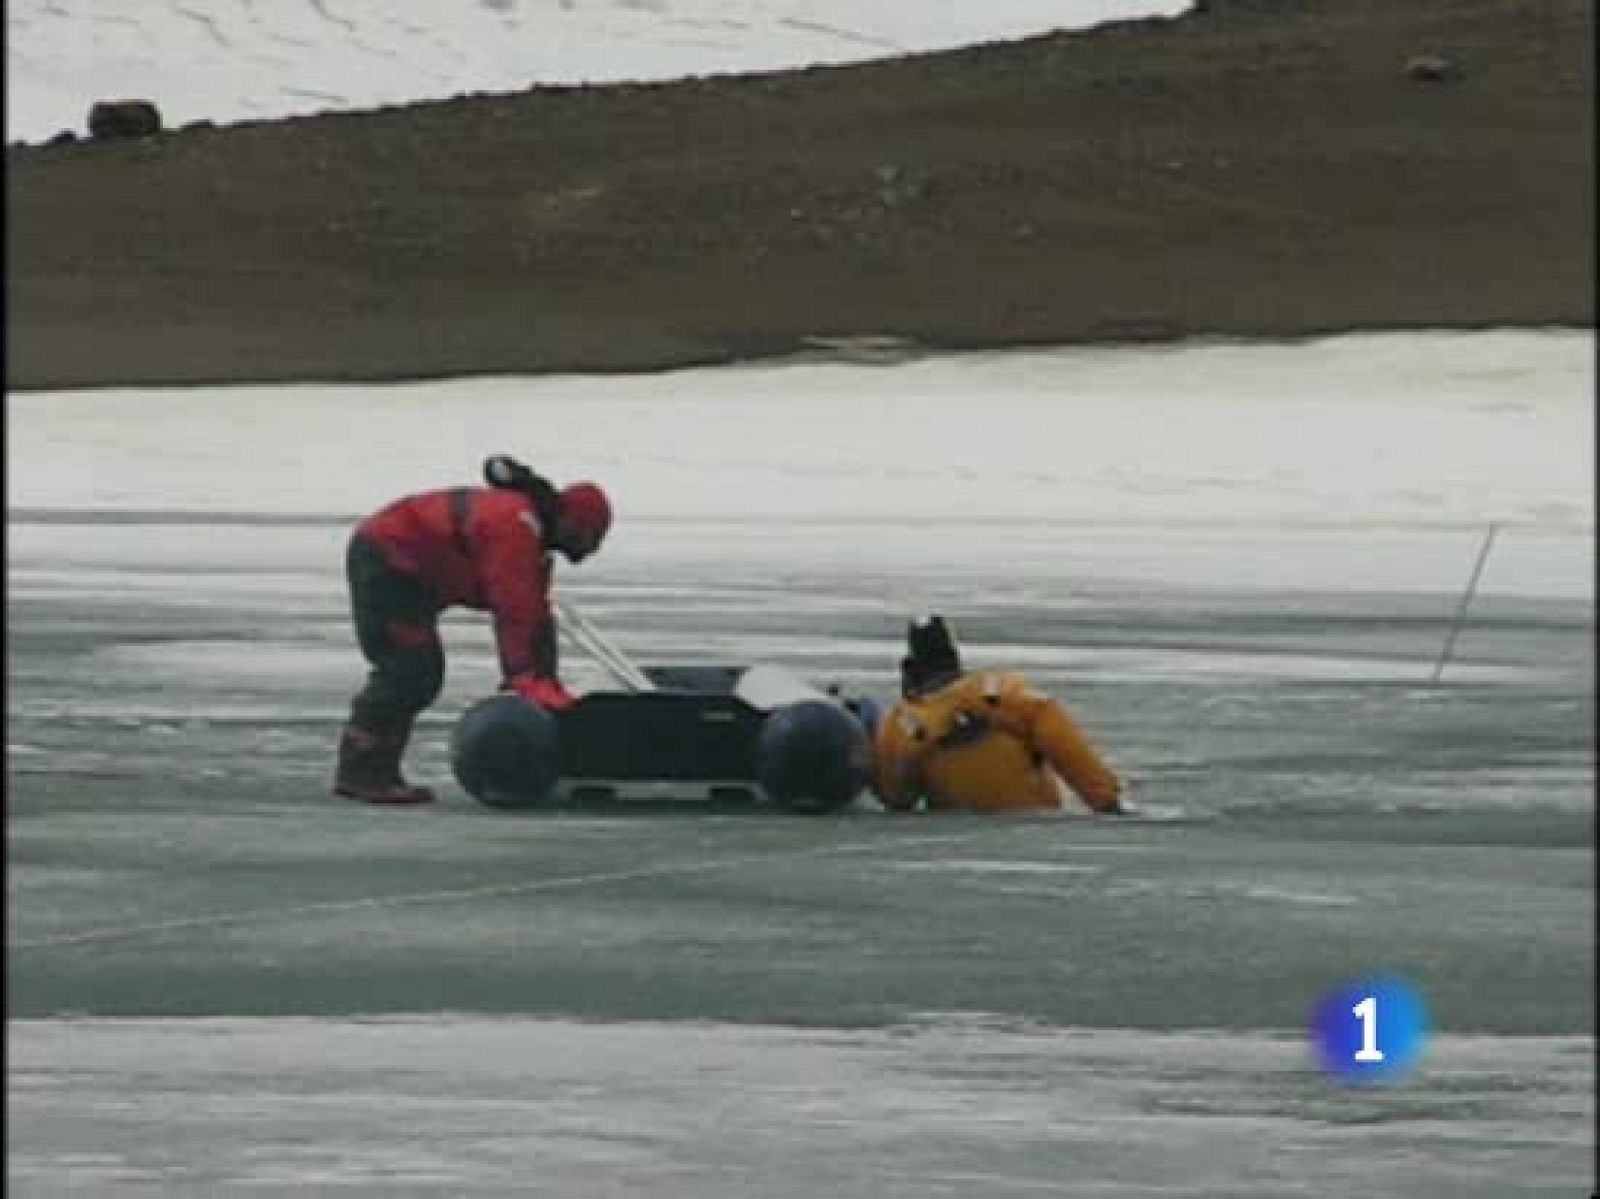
333,455,613,804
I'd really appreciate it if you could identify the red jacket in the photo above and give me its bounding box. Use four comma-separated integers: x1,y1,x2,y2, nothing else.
359,487,558,688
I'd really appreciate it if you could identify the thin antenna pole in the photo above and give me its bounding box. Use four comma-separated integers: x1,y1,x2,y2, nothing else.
1431,522,1500,684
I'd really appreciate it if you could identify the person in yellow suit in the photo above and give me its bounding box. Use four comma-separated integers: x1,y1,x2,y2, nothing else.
872,615,1129,814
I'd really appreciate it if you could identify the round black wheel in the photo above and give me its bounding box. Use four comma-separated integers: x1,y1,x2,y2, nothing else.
757,699,872,813
450,693,560,809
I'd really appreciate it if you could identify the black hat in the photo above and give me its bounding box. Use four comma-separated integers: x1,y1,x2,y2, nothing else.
901,614,962,696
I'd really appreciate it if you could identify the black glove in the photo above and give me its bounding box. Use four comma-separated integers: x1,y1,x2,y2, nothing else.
1100,791,1140,818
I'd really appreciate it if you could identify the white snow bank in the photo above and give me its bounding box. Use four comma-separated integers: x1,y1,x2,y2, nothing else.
9,331,1593,532
5,0,1187,141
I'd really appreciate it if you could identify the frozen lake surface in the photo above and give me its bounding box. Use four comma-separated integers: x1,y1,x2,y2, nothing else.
7,333,1594,1196
8,1018,1591,1197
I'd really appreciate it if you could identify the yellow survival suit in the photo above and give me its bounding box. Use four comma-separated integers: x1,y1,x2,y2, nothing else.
873,617,1124,814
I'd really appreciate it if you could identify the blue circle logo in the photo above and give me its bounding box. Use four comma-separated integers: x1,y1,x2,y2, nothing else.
1310,977,1428,1083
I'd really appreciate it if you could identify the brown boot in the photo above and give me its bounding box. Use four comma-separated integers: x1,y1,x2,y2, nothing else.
332,718,437,805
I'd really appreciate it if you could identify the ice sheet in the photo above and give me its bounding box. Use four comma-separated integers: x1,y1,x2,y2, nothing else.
7,1017,1593,1198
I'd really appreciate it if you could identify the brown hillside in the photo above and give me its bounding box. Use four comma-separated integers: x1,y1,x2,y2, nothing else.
5,0,1593,389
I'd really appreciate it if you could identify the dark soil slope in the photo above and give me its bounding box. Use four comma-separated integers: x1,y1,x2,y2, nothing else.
6,0,1592,389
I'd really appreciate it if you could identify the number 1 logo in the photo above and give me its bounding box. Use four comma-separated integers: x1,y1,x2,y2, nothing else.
1351,996,1385,1062
1311,977,1427,1082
